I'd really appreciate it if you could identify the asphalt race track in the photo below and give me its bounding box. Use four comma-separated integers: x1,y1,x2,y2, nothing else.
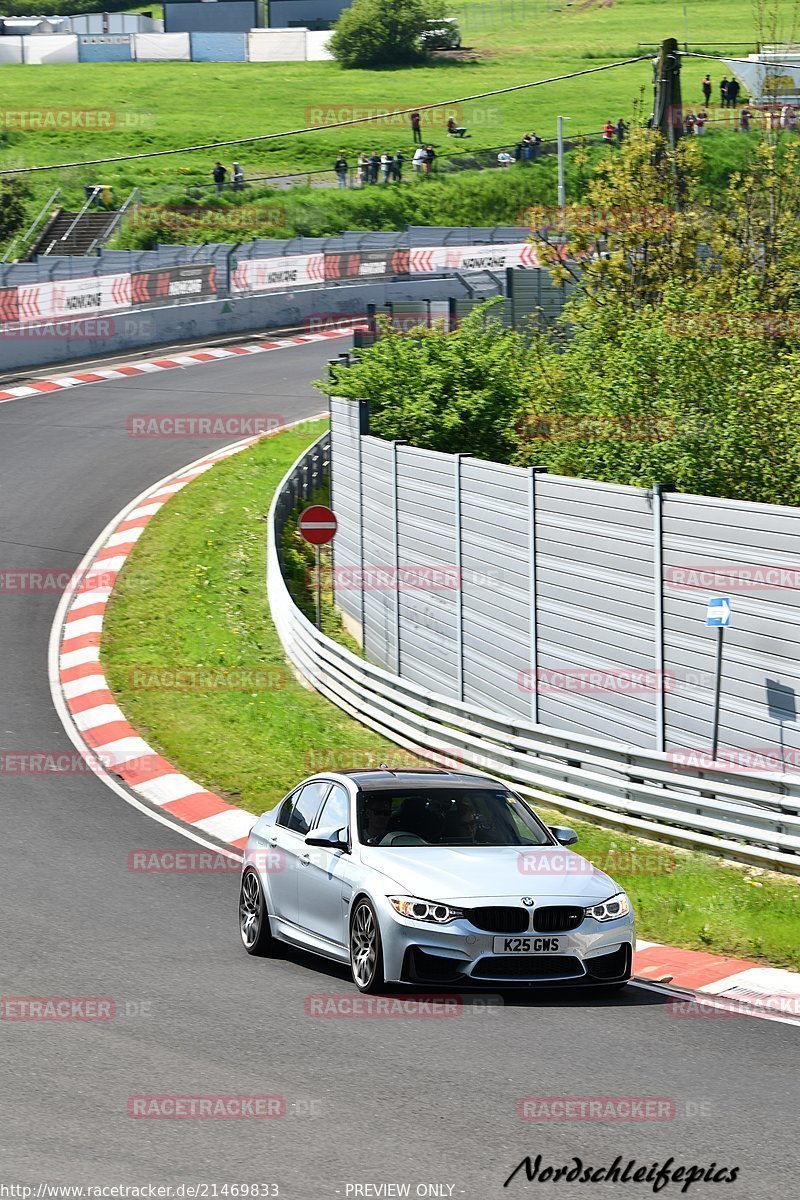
0,341,797,1198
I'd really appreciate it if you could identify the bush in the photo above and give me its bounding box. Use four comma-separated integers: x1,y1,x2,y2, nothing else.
329,0,447,69
0,177,31,241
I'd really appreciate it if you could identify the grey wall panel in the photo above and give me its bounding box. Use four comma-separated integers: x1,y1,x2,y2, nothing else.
328,401,800,759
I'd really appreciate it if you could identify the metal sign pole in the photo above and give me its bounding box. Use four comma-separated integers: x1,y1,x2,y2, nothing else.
705,595,731,760
315,546,322,631
711,625,724,760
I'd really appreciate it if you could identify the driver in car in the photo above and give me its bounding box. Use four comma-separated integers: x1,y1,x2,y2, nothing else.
361,797,393,845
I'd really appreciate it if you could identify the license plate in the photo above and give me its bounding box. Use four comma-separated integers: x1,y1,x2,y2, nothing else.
493,936,562,954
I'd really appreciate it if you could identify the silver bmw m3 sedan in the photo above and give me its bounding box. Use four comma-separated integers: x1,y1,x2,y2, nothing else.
238,769,635,993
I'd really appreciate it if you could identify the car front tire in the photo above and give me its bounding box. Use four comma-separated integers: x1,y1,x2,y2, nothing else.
349,898,386,993
239,868,278,957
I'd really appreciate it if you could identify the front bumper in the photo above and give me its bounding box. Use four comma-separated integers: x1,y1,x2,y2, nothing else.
375,898,635,986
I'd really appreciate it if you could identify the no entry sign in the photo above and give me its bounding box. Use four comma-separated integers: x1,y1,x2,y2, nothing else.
298,505,337,546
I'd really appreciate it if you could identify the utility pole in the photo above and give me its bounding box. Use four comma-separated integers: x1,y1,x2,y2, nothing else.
652,37,683,148
557,115,570,209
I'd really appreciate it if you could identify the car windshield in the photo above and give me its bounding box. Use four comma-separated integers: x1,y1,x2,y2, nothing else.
356,786,552,847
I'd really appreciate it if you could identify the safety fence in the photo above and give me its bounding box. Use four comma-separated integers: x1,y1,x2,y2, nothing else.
0,225,545,328
268,433,800,873
0,29,333,65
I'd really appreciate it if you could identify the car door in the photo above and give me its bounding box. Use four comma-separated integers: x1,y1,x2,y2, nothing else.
268,781,331,928
297,783,358,949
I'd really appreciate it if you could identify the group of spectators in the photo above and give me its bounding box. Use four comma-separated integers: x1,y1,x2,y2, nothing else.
602,119,628,144
210,161,245,194
334,148,442,186
702,74,743,108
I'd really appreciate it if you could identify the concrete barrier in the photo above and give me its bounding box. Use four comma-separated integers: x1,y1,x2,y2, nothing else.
24,35,79,64
190,32,247,63
78,35,134,63
0,37,23,64
0,277,494,374
305,30,334,61
133,32,191,61
247,29,307,62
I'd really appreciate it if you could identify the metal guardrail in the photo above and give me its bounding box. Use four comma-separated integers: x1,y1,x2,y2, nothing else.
267,433,800,874
1,187,61,264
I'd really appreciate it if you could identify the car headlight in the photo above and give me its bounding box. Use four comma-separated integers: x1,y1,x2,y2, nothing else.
585,892,631,922
389,896,465,924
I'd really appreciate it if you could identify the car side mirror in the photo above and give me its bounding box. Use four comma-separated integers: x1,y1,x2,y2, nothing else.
305,827,349,852
550,826,578,847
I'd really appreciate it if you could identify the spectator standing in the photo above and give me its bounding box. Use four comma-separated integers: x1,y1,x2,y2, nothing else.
211,161,227,195
720,76,730,107
739,106,752,133
702,74,712,105
392,151,405,182
615,117,628,144
232,162,245,191
694,109,707,135
684,110,696,135
334,151,348,189
369,150,381,184
602,120,615,143
728,77,741,107
380,152,392,184
424,144,436,174
358,152,369,186
410,111,422,144
412,145,427,174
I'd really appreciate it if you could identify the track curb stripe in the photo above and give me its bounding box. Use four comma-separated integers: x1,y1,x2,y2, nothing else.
0,328,353,407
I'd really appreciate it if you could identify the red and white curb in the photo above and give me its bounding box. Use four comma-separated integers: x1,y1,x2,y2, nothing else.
46,409,800,1021
49,418,324,855
0,328,353,407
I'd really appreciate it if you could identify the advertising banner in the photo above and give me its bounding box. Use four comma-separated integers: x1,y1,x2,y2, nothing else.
131,264,216,305
324,248,410,281
409,243,540,274
231,254,324,294
15,273,132,322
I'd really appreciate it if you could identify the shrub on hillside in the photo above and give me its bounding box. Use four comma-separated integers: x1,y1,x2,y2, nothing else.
329,0,448,69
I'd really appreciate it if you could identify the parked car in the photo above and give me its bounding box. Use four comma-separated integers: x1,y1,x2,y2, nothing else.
239,768,635,993
420,19,462,50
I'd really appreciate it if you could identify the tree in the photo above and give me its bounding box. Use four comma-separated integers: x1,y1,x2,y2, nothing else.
0,178,30,242
329,0,447,69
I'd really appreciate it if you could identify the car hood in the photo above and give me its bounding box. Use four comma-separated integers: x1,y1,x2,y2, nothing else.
358,844,620,905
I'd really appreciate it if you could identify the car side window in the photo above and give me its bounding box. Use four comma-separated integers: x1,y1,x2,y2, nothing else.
287,781,331,835
276,789,299,829
315,783,350,836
